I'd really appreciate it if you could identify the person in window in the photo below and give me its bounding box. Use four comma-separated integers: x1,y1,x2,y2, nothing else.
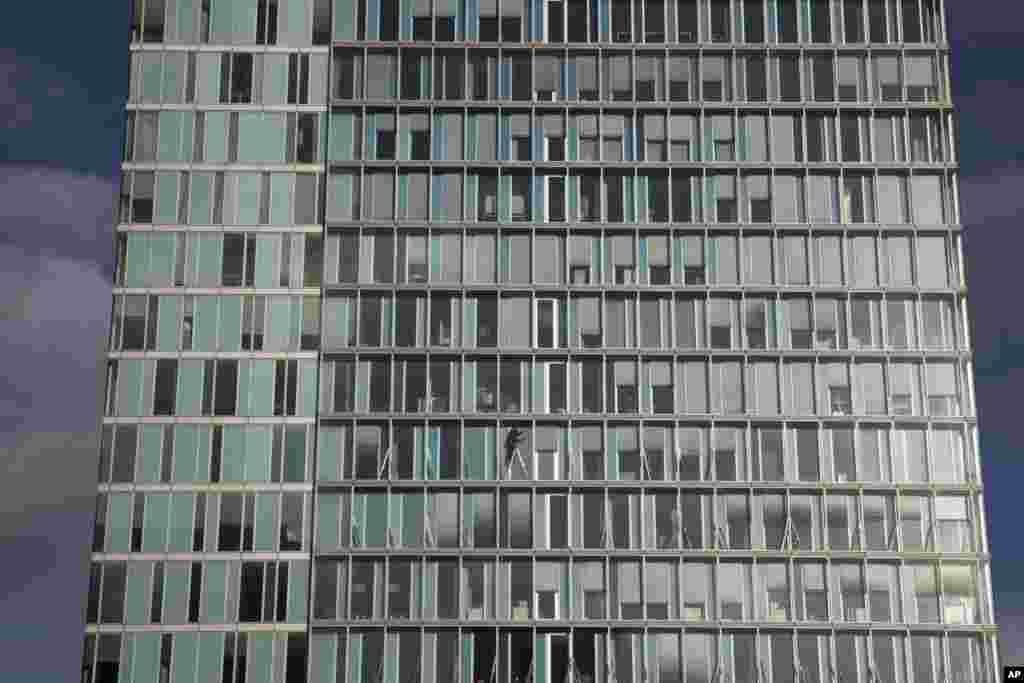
505,427,525,473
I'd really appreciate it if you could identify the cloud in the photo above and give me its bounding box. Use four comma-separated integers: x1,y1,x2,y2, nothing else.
0,241,110,522
0,49,125,176
960,165,1024,226
0,509,93,683
1003,617,1024,665
0,166,118,276
0,431,101,535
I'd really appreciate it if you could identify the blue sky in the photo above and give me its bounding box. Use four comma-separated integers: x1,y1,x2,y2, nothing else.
0,1,1022,679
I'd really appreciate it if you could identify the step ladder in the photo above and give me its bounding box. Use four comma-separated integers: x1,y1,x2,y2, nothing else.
376,446,392,480
781,516,801,551
505,446,530,479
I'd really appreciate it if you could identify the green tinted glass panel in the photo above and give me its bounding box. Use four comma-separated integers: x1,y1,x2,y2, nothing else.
248,634,274,683
142,492,170,552
176,360,204,416
197,633,225,681
125,562,150,626
169,493,195,552
150,232,177,286
250,360,275,416
194,233,223,286
288,561,309,622
196,53,221,104
267,296,292,350
125,233,148,288
193,296,219,352
317,427,341,481
162,562,190,624
202,561,228,623
247,426,273,482
172,0,199,43
253,493,277,551
108,493,132,552
189,172,213,224
172,425,198,482
221,426,245,481
264,54,289,104
365,493,388,546
220,295,243,353
158,111,184,162
236,173,261,225
310,634,337,683
334,0,355,39
299,359,318,416
280,0,311,46
131,633,161,682
156,296,180,351
171,632,197,683
330,112,354,161
270,174,294,225
139,54,163,102
117,359,145,417
138,425,163,483
205,111,230,163
318,494,341,550
284,428,306,481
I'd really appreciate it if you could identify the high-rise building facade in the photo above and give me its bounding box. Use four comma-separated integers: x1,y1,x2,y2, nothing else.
82,0,996,681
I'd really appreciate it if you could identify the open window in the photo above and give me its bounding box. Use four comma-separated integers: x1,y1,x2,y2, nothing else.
741,299,768,351
541,113,565,160
707,0,731,42
534,298,560,348
608,361,639,414
837,56,866,101
667,55,693,101
821,362,852,417
786,298,812,349
926,362,960,417
537,491,570,548
574,296,602,348
534,562,568,620
815,298,846,350
701,55,729,101
635,55,662,101
539,361,573,417
717,562,753,622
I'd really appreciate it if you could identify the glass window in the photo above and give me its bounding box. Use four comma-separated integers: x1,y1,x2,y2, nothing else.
786,298,812,349
500,297,531,347
906,55,938,102
917,235,949,287
875,55,901,102
576,296,602,348
855,361,884,415
912,176,945,225
701,56,729,101
743,234,773,283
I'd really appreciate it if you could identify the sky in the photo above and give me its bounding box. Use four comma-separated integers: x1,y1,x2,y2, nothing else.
0,1,1022,680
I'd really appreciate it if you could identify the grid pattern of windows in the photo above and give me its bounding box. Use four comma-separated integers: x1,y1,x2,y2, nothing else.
87,0,993,681
86,2,330,683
